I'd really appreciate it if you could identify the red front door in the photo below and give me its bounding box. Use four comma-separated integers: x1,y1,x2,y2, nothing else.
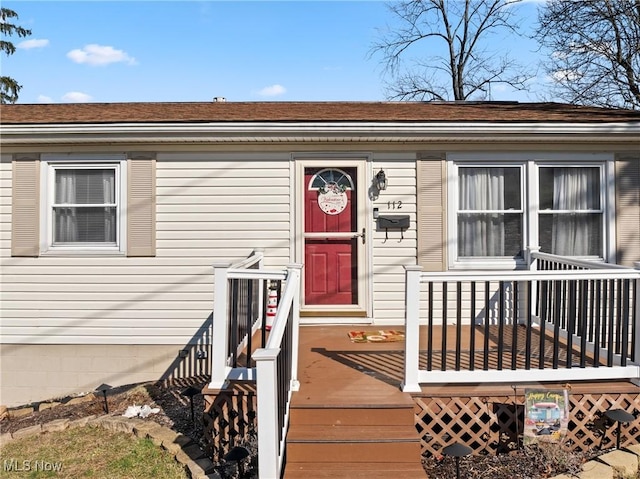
304,168,358,305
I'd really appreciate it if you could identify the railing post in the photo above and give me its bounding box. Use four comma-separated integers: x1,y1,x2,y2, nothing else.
633,262,640,385
525,246,541,271
287,263,303,391
210,262,231,389
253,248,265,268
525,246,541,322
253,348,281,479
402,265,423,392
253,249,265,324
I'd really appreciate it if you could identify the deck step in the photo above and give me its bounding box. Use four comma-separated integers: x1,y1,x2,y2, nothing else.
283,326,427,478
285,407,425,473
284,462,427,478
289,405,415,426
287,424,419,442
286,439,422,463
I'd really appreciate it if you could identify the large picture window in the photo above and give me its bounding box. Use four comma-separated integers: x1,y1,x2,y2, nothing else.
449,155,611,269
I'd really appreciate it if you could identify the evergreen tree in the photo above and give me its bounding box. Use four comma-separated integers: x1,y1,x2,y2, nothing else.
1,8,32,104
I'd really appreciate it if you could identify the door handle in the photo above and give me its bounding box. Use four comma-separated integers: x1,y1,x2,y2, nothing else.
353,228,366,244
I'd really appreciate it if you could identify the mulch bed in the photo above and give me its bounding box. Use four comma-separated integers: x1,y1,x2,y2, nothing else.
1,379,208,455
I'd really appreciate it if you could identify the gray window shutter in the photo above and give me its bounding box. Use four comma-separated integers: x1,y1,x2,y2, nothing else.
417,155,446,271
615,156,640,266
12,156,40,257
127,155,156,257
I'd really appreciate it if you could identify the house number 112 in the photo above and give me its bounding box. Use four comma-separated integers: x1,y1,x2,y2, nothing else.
387,201,402,210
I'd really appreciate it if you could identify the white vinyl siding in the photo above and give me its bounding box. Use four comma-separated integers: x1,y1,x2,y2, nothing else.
2,148,633,337
156,154,291,264
0,152,292,344
371,153,418,323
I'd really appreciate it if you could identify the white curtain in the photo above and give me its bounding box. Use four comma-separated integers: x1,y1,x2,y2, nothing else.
459,168,505,256
102,172,115,242
55,170,78,242
551,168,598,256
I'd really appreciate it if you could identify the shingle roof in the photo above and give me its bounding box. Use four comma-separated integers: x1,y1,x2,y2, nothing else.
2,101,639,125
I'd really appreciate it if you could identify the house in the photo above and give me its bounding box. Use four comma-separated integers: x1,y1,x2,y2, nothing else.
1,101,639,410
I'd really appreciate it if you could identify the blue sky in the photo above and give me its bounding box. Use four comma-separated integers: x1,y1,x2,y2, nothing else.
5,1,548,104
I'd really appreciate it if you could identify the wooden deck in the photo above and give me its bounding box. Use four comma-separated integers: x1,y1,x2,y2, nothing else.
288,324,640,461
294,325,412,406
292,323,640,392
203,324,640,475
294,323,601,392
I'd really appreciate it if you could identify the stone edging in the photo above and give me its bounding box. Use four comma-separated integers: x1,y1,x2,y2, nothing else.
0,415,221,479
550,444,640,479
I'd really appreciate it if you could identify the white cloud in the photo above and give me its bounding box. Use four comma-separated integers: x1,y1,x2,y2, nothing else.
67,44,136,66
257,84,286,97
550,69,581,82
62,91,93,103
18,39,50,50
37,95,53,103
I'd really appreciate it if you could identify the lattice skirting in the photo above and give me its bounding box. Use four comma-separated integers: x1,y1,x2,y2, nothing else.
414,390,640,456
203,385,257,463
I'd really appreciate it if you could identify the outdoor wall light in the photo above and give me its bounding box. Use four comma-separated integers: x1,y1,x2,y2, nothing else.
375,169,387,191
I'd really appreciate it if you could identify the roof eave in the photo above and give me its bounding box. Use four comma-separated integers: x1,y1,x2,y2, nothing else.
2,121,640,145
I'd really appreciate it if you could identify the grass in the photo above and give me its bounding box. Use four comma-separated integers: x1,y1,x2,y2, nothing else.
0,425,189,479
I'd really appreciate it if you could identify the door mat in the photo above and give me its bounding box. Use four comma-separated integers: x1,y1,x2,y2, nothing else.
348,330,405,343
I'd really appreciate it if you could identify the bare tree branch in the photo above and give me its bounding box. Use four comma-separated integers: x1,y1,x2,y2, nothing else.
535,0,640,109
371,0,532,101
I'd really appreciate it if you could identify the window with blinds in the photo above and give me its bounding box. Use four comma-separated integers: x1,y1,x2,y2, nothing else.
52,167,118,245
43,159,125,253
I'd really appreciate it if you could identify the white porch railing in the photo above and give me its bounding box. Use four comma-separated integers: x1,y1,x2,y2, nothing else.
529,248,633,271
253,264,302,479
210,251,287,388
403,254,640,392
209,252,302,479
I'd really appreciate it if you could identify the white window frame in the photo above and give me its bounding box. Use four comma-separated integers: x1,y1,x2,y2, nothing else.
40,154,127,255
447,153,614,270
534,162,607,260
